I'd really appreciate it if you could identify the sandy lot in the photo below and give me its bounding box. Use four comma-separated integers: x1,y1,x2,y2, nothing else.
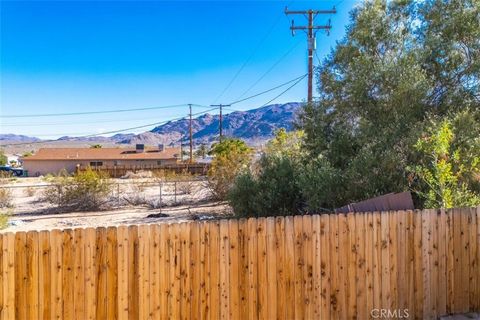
1,177,232,232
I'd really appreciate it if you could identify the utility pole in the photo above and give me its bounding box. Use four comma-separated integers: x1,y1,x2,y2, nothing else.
188,104,193,163
285,7,336,103
210,104,231,141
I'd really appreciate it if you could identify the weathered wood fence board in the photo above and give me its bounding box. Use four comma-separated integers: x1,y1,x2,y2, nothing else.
1,208,479,319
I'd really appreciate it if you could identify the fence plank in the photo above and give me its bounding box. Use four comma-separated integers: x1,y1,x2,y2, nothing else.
127,225,139,320
312,215,321,319
266,217,277,320
137,225,150,319
116,226,129,320
469,208,478,313
430,210,439,318
446,209,455,314
437,209,447,316
228,219,240,320
199,222,210,320
476,207,480,311
364,213,374,318
397,211,406,311
180,222,191,320
389,211,398,312
372,212,382,313
25,231,39,320
38,231,50,320
209,221,220,320
238,219,249,320
293,215,305,319
319,214,331,320
329,213,340,319
406,211,416,315
380,212,391,312
3,233,15,320
107,226,118,320
95,227,108,320
346,213,357,319
190,222,200,320
62,229,74,320
51,229,63,320
338,214,349,319
355,213,367,319
14,232,26,320
73,229,85,319
219,220,230,320
257,217,268,319
159,223,170,320
414,211,424,319
284,216,295,320
455,208,469,312
274,217,286,320
302,215,314,320
169,223,181,320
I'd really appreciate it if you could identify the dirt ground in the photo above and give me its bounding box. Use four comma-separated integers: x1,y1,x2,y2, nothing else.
1,177,233,233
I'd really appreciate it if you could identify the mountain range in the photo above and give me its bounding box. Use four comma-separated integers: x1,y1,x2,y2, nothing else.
1,102,303,146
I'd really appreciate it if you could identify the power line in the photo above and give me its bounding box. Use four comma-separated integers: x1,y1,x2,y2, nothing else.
0,103,210,119
0,108,218,147
211,1,293,104
234,40,302,100
258,72,307,107
229,72,308,105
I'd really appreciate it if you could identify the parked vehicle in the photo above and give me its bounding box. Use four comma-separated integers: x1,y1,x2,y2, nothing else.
0,166,25,177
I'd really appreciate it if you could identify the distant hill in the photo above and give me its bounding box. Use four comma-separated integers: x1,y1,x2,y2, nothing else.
144,102,303,144
0,134,42,142
1,102,304,147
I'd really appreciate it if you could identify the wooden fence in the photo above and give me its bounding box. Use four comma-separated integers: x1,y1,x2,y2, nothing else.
1,208,479,319
77,163,210,178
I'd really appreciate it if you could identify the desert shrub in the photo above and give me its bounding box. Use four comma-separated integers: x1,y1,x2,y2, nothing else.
123,182,149,205
177,180,194,195
0,171,12,180
0,187,14,208
297,156,347,212
0,150,7,166
24,186,36,197
42,167,113,211
0,210,10,229
207,139,252,200
408,112,480,208
228,155,303,218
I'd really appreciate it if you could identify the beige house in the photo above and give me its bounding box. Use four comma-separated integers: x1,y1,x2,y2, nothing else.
22,145,180,176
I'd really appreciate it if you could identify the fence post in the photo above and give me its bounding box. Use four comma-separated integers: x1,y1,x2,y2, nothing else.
159,181,163,213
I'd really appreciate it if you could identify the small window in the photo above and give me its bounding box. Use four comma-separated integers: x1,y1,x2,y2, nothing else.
89,161,103,167
157,160,163,165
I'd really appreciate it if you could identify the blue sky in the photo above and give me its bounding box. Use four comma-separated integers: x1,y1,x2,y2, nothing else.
1,0,358,138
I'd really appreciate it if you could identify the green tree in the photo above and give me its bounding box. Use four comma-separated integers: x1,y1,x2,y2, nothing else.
299,0,480,208
207,138,252,200
90,144,102,149
409,110,480,208
265,128,305,159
